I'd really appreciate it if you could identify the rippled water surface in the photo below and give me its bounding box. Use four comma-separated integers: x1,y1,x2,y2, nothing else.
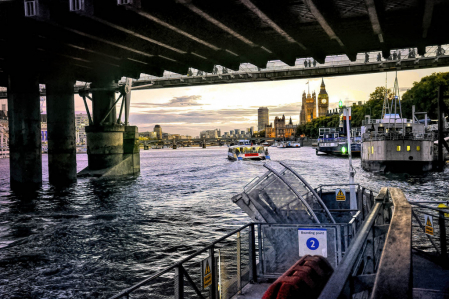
0,147,448,298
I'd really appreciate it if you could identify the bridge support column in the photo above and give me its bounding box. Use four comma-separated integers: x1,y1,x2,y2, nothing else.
78,78,139,177
92,79,116,126
7,72,42,190
46,75,77,185
124,126,140,173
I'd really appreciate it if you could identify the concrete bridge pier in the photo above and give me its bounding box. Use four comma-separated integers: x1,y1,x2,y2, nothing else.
46,74,77,185
7,71,42,190
78,77,140,177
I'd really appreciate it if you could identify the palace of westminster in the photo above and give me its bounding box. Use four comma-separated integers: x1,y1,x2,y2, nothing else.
259,79,329,138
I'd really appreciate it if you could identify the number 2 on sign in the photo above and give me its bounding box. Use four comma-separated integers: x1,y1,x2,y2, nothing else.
306,238,319,250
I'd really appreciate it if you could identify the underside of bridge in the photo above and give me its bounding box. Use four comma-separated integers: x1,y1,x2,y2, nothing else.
1,0,449,189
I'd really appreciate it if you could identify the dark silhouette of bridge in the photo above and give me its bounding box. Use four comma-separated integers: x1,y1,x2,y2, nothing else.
1,0,449,190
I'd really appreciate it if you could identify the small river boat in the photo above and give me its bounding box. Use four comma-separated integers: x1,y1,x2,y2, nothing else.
316,127,361,156
227,140,270,161
278,141,301,148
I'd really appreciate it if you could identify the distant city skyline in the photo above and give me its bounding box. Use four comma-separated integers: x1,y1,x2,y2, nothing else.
66,66,449,136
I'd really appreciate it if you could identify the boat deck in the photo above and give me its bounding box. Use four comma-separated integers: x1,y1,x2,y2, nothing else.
231,251,449,299
412,250,449,298
231,281,271,299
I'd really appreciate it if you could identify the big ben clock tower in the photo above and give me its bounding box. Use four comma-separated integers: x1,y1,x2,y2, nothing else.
318,78,329,117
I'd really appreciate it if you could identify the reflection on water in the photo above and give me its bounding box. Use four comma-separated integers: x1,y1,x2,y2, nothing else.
0,147,448,298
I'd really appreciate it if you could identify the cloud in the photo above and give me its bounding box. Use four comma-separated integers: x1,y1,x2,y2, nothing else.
249,103,299,112
130,108,255,125
132,95,205,108
269,103,300,113
129,103,303,135
130,109,256,135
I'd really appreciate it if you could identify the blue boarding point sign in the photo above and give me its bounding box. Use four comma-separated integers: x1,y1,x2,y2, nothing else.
298,228,328,257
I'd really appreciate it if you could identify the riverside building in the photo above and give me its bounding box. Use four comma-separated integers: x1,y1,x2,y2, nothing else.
258,107,269,131
274,115,296,138
154,125,162,139
75,113,89,145
300,79,329,124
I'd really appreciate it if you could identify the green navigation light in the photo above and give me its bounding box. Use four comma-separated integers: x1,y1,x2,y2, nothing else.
341,146,347,154
338,100,343,108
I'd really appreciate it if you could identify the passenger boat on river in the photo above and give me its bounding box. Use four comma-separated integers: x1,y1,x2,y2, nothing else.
277,141,301,148
227,140,270,161
361,76,435,173
316,127,361,156
361,114,434,173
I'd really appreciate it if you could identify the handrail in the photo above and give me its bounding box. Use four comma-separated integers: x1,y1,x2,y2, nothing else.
409,201,449,204
317,183,360,187
318,187,386,299
409,202,449,214
409,202,449,263
371,188,412,299
317,184,378,197
109,222,253,299
279,162,336,224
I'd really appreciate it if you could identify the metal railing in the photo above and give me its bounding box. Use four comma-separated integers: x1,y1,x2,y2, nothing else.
363,119,414,125
109,223,255,299
111,222,345,299
319,187,449,298
107,187,449,299
362,132,434,142
317,137,362,143
108,217,378,298
107,183,381,299
319,187,394,299
409,201,449,264
1,45,448,93
131,45,449,82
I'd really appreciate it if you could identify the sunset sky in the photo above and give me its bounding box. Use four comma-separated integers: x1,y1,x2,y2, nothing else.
73,66,449,137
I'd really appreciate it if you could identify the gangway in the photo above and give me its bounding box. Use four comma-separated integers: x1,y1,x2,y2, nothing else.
107,185,449,299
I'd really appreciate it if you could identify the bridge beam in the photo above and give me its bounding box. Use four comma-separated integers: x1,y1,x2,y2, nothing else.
45,73,77,185
304,0,357,62
365,0,384,44
7,71,42,190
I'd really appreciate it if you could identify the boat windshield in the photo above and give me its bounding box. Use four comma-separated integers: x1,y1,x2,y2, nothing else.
237,140,251,145
232,146,265,154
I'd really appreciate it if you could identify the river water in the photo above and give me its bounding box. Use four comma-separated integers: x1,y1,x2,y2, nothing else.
0,147,448,298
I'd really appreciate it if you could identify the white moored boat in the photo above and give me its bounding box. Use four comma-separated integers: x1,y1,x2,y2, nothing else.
278,141,301,148
227,140,270,161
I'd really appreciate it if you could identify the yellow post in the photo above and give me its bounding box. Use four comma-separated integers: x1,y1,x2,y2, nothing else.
438,204,449,218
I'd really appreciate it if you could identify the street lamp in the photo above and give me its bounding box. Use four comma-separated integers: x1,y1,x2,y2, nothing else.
343,107,356,211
